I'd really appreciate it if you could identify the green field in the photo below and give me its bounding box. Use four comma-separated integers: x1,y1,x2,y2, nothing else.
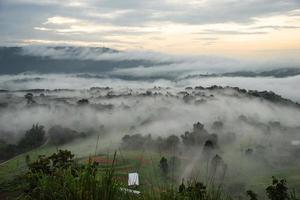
1,134,300,199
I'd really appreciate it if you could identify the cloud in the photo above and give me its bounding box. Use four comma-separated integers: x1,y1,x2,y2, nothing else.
194,37,219,46
1,0,300,50
109,53,300,79
86,0,300,25
43,16,80,25
197,29,268,35
250,25,300,30
34,16,158,36
199,37,219,41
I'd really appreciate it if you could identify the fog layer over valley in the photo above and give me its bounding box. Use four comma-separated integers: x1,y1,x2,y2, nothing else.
1,46,300,196
1,46,300,102
1,85,300,193
1,0,300,195
1,73,300,102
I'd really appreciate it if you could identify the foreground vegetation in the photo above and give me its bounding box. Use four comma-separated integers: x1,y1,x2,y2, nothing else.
1,121,300,199
0,149,298,200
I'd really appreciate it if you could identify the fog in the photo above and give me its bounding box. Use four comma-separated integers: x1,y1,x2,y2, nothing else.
1,46,300,195
1,78,300,195
1,73,300,102
1,85,299,145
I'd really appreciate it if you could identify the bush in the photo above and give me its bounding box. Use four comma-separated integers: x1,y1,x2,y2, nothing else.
21,150,131,200
247,176,299,200
266,176,289,200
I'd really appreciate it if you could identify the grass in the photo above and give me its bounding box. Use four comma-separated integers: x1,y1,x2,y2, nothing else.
1,140,300,199
0,145,57,190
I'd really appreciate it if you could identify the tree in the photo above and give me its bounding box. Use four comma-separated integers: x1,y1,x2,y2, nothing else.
77,98,89,105
18,124,45,151
121,134,147,149
159,157,169,175
48,125,85,145
181,122,210,146
164,135,180,150
179,180,186,193
24,93,36,104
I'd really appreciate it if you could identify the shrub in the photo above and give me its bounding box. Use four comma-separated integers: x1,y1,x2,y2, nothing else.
20,151,131,200
266,176,289,200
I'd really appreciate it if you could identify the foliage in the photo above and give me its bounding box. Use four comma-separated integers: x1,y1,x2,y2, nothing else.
178,181,207,199
122,134,150,149
27,150,75,175
165,135,180,149
159,157,169,176
180,122,211,146
19,150,133,200
18,124,45,151
121,122,219,152
24,93,36,105
121,134,180,151
0,139,19,160
3,149,298,200
246,190,258,200
48,125,86,145
77,98,89,105
247,176,299,200
0,124,45,161
266,176,289,200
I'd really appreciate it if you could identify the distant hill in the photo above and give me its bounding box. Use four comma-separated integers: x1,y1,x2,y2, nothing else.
223,68,300,78
1,46,299,79
0,46,163,74
184,68,300,79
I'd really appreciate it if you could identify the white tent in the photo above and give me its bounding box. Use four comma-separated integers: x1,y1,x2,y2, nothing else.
128,172,139,186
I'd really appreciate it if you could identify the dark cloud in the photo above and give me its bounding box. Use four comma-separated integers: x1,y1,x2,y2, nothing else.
85,0,300,25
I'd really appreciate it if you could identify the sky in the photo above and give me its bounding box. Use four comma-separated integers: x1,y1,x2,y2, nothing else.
0,0,300,57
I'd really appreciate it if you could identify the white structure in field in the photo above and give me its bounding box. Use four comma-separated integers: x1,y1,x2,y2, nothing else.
128,172,139,186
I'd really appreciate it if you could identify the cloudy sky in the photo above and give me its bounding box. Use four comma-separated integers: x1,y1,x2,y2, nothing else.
1,0,300,56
